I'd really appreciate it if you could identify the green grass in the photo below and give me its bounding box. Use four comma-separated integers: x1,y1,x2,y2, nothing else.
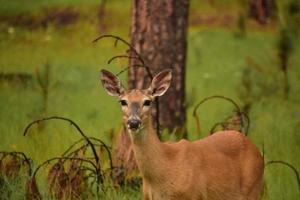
0,0,300,199
0,0,131,15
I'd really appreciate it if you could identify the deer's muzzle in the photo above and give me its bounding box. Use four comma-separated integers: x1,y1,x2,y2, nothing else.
127,118,141,131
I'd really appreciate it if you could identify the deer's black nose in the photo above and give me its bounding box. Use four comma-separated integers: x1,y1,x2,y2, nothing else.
127,119,141,130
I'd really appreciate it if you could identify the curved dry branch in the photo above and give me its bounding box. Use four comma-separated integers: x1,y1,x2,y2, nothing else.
262,141,265,162
92,36,141,62
32,156,102,185
213,111,250,136
192,95,248,135
61,137,111,157
115,64,148,77
266,160,300,191
23,116,100,173
241,111,250,135
61,138,89,157
107,55,140,65
64,144,89,158
88,137,113,170
81,166,97,174
61,137,113,171
0,151,32,176
92,34,153,79
209,122,224,135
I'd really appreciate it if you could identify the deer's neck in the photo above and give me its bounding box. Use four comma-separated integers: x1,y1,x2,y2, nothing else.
130,119,165,182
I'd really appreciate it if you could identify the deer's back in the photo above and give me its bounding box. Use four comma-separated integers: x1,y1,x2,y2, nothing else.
155,131,264,200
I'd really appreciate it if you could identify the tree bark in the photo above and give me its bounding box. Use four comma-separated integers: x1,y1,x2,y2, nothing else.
249,0,276,24
128,0,189,134
98,0,107,31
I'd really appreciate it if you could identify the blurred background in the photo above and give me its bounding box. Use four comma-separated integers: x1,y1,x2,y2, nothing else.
0,0,299,199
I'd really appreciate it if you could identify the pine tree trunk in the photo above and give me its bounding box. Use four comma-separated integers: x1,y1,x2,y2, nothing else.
128,0,189,134
249,0,275,24
98,0,107,31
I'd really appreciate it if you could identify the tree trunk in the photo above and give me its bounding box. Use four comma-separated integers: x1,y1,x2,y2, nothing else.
128,0,189,135
98,0,107,31
249,0,276,24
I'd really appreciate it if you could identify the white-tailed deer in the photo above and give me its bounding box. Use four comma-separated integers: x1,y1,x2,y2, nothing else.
100,69,264,200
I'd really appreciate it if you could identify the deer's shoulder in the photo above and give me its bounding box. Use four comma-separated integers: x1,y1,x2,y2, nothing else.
201,131,255,156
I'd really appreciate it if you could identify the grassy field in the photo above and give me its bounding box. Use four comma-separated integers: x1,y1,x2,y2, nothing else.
0,0,299,199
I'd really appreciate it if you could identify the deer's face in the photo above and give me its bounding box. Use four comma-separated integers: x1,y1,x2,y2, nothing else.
100,69,172,133
118,90,152,131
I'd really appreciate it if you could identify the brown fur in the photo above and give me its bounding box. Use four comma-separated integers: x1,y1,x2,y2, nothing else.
132,118,264,200
100,69,264,200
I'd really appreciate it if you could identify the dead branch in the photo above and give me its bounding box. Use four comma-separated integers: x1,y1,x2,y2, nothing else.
107,55,140,65
26,177,41,200
33,157,99,179
23,116,100,171
266,160,300,192
0,151,32,176
209,122,224,134
193,95,249,136
33,156,102,198
61,137,113,171
92,34,152,78
115,64,149,77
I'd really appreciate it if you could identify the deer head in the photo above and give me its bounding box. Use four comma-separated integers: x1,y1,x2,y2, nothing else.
100,69,172,133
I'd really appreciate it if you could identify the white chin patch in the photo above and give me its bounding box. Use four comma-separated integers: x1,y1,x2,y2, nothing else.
127,125,140,132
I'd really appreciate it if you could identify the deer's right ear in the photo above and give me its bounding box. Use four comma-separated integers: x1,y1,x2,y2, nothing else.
100,70,124,96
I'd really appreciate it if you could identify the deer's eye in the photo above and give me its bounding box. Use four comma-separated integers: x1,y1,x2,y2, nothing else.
120,100,128,106
143,100,151,107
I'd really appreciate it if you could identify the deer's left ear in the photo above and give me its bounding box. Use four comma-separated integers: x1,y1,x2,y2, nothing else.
100,69,124,96
149,69,172,97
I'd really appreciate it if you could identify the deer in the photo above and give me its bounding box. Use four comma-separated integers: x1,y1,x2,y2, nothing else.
100,69,264,200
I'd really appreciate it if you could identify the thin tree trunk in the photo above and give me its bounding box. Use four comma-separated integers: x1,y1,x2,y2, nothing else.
249,0,275,24
280,52,289,100
98,0,107,31
283,69,289,99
